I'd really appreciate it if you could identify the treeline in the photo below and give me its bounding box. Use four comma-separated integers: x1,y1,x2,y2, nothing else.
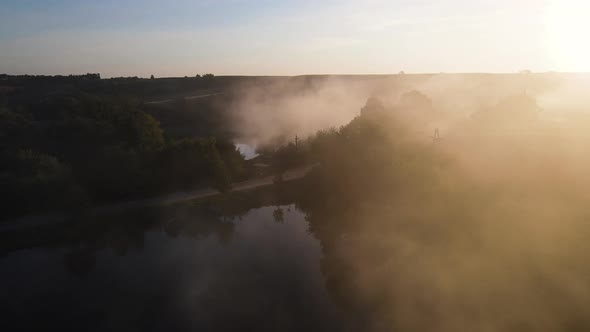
0,73,222,105
0,73,101,80
0,92,244,219
285,93,590,331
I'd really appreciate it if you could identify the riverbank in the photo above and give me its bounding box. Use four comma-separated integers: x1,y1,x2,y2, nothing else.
0,165,315,231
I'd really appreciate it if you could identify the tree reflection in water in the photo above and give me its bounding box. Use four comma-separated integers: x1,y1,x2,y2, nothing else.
0,196,349,332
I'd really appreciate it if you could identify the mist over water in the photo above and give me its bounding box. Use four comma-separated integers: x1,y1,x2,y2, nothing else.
235,143,258,160
5,72,590,331
0,205,347,331
222,73,590,331
6,0,590,330
227,76,373,147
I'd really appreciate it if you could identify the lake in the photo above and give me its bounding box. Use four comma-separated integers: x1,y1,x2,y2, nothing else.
0,204,350,331
235,143,259,160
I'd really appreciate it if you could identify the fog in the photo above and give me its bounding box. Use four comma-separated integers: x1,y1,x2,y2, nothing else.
227,73,590,149
5,71,590,331
227,76,370,147
227,73,590,331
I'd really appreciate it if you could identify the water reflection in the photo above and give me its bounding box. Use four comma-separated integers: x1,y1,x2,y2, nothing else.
273,207,284,223
0,205,346,332
235,143,259,160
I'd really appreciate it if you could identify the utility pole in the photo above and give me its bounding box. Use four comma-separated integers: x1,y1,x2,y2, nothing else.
295,135,299,151
431,128,440,144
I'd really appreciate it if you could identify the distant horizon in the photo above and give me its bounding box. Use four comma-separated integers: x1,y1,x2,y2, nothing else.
4,71,590,79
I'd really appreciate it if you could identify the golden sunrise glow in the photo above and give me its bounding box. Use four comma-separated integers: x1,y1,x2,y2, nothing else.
546,1,590,72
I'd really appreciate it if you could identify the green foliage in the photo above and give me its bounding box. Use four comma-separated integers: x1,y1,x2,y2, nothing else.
273,142,302,174
0,107,32,150
0,149,86,216
0,82,243,218
215,139,247,181
206,139,232,192
156,138,237,192
291,94,590,331
81,146,152,199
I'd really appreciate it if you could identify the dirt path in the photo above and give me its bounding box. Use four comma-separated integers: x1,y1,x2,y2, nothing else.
144,92,224,105
0,166,314,231
96,166,312,213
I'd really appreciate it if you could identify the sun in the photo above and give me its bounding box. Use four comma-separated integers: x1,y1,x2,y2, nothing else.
545,1,590,72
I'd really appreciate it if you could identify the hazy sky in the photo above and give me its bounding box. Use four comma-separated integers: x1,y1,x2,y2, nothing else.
1,0,588,77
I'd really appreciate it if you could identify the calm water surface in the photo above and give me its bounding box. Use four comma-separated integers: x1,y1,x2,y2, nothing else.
235,143,259,160
0,205,347,331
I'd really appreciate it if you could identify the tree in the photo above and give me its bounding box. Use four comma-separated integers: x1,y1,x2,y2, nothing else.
207,139,232,192
360,97,386,115
0,149,86,216
399,90,432,111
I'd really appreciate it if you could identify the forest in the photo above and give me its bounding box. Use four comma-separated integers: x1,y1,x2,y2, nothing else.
0,74,244,218
5,1,590,330
5,72,590,331
285,88,590,331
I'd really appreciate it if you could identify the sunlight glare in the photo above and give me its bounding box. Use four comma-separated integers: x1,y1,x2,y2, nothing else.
546,1,590,72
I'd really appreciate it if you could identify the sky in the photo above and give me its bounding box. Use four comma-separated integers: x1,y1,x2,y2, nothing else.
0,0,588,77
